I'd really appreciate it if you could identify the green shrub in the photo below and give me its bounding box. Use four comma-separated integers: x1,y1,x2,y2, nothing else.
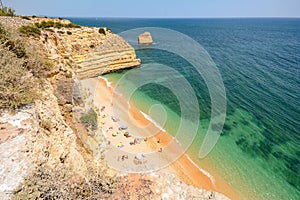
57,30,65,34
0,7,15,16
35,21,80,29
18,25,41,37
21,16,31,20
99,27,106,35
90,44,95,48
65,23,81,28
66,31,72,35
53,22,63,29
80,109,98,130
44,28,54,33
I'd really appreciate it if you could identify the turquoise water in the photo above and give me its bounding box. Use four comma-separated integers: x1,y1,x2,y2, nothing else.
70,18,300,199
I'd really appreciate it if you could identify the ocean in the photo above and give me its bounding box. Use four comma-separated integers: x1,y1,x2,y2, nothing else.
69,18,300,200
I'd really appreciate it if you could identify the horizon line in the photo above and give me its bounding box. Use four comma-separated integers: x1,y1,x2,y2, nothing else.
64,17,300,19
31,15,300,20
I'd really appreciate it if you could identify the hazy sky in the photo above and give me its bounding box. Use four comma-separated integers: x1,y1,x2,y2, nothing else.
5,0,300,18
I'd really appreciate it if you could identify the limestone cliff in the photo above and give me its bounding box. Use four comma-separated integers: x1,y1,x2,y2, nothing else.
77,34,141,79
1,16,140,80
41,25,140,79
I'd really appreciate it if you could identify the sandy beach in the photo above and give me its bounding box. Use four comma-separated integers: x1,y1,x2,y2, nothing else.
90,77,241,200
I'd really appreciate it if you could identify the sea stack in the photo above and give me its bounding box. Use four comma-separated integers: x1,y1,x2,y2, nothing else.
138,32,153,45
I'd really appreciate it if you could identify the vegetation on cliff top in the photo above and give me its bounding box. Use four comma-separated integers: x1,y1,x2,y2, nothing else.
18,25,41,37
0,6,15,16
15,20,80,38
99,27,106,35
35,20,81,29
0,24,50,109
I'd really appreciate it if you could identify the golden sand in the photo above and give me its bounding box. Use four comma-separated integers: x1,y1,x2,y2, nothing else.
92,77,241,199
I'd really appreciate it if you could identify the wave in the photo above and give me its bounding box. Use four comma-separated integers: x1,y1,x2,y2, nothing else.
186,156,216,187
139,111,167,133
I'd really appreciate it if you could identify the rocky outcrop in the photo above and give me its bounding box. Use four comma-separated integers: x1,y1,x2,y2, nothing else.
40,25,140,80
77,34,141,79
0,106,36,200
138,32,153,45
1,16,140,80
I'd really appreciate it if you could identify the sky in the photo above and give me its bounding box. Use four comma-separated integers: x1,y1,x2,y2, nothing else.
4,0,300,18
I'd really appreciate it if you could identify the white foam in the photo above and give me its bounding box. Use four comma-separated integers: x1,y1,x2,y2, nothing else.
186,156,216,187
140,111,167,133
99,77,113,89
99,76,124,98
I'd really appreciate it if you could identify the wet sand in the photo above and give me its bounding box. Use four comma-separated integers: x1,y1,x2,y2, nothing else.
91,77,241,199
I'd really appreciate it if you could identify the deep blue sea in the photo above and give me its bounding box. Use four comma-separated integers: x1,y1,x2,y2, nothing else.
69,18,300,200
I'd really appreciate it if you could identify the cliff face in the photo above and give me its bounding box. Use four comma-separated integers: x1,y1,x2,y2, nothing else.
43,26,140,79
77,34,141,79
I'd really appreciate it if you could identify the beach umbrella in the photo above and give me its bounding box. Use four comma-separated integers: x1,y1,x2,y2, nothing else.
117,143,124,148
120,125,128,130
135,153,144,160
112,132,117,137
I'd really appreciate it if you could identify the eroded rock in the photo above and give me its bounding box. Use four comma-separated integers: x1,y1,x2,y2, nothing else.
138,32,153,45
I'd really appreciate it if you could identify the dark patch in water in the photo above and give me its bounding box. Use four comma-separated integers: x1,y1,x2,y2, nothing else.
241,120,250,126
223,123,231,131
211,123,223,132
220,123,231,136
257,140,272,159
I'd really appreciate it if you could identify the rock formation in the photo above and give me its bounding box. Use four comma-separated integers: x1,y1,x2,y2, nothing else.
77,34,141,79
39,25,141,80
138,32,153,44
1,17,140,80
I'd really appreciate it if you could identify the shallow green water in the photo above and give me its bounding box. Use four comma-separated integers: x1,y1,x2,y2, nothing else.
105,66,299,199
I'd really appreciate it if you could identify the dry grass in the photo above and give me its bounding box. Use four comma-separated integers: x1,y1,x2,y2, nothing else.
0,23,50,109
13,165,118,200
